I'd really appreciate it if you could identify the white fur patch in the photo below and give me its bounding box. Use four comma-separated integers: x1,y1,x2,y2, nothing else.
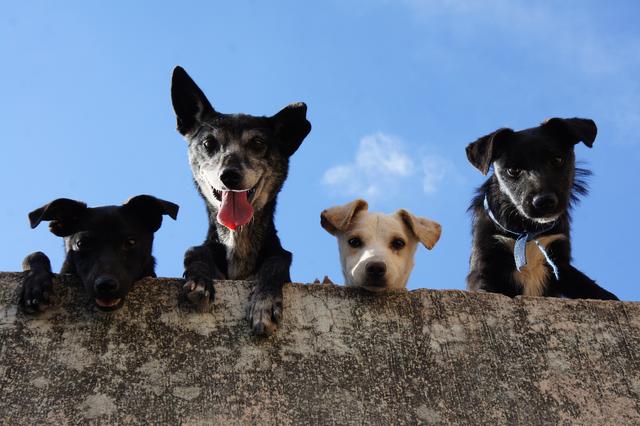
493,163,531,220
221,228,257,280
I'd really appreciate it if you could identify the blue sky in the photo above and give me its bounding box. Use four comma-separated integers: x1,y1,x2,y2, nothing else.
2,1,639,300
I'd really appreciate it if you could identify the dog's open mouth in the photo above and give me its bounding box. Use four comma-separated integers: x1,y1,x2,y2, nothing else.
213,187,258,231
212,187,256,202
95,298,123,311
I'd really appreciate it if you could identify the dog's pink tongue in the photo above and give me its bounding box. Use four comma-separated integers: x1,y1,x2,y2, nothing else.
217,191,254,230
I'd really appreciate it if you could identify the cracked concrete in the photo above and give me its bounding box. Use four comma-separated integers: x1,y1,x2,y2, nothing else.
1,272,639,424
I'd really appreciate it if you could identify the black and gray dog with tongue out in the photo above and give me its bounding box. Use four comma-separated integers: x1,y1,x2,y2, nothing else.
465,117,618,300
170,66,311,336
21,195,179,312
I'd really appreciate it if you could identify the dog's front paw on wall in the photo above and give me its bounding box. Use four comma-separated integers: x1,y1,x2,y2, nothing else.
182,277,215,306
20,269,54,313
247,288,282,336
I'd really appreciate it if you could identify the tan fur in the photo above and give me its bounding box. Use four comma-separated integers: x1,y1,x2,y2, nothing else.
495,234,566,296
320,199,369,235
396,209,442,249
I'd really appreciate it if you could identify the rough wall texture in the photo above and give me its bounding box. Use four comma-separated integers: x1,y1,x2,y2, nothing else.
1,272,639,425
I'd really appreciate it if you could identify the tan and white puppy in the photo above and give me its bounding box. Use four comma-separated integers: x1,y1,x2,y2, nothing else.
321,199,441,292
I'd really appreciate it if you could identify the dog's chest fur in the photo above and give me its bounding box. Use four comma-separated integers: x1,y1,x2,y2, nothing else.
494,234,566,296
218,225,261,280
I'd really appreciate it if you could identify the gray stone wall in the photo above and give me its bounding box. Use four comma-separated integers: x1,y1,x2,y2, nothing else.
1,272,639,425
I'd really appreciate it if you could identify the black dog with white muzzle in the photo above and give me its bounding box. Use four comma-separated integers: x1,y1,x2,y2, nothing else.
171,66,312,336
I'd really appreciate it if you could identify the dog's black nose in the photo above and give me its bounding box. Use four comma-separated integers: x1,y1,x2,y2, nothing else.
532,193,559,212
94,276,119,294
220,168,243,189
366,262,387,278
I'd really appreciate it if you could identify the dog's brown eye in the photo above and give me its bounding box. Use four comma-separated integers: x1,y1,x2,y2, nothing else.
552,157,564,167
506,168,522,178
74,238,90,251
348,237,362,248
249,137,267,153
391,238,406,250
124,238,137,249
203,137,218,152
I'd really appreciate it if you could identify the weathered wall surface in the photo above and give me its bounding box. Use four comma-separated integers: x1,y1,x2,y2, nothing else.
1,272,639,425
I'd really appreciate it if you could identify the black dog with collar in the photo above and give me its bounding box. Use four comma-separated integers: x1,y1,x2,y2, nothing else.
465,117,618,300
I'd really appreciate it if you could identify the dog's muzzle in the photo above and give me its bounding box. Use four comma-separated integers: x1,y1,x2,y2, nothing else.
363,261,387,288
220,168,243,190
530,192,560,217
93,276,124,311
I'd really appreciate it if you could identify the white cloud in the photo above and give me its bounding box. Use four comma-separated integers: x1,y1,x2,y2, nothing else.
356,133,415,177
322,132,453,199
421,155,449,195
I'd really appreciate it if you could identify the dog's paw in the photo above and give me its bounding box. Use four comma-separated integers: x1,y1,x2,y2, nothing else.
182,277,215,306
247,289,283,336
20,269,54,313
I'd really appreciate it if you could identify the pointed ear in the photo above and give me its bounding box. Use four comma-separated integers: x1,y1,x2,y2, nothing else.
272,102,312,157
320,199,368,235
171,66,216,136
542,117,597,148
396,209,441,250
28,198,88,237
465,128,514,175
123,195,179,232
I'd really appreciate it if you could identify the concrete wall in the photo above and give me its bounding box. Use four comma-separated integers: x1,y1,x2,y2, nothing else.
1,272,639,425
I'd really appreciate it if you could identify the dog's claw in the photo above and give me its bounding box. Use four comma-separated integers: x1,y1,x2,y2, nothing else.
182,279,214,306
272,304,282,323
247,290,283,336
20,269,53,314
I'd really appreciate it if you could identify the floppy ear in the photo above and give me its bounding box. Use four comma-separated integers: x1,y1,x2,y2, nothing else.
465,128,514,175
272,102,312,157
123,195,179,232
171,66,216,136
542,117,597,148
28,198,88,237
396,209,442,250
320,199,368,236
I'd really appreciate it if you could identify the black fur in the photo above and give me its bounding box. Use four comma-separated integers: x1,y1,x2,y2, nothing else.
465,117,618,300
21,195,178,312
170,66,311,336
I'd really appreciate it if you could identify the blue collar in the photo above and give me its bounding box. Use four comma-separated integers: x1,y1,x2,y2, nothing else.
483,195,560,280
